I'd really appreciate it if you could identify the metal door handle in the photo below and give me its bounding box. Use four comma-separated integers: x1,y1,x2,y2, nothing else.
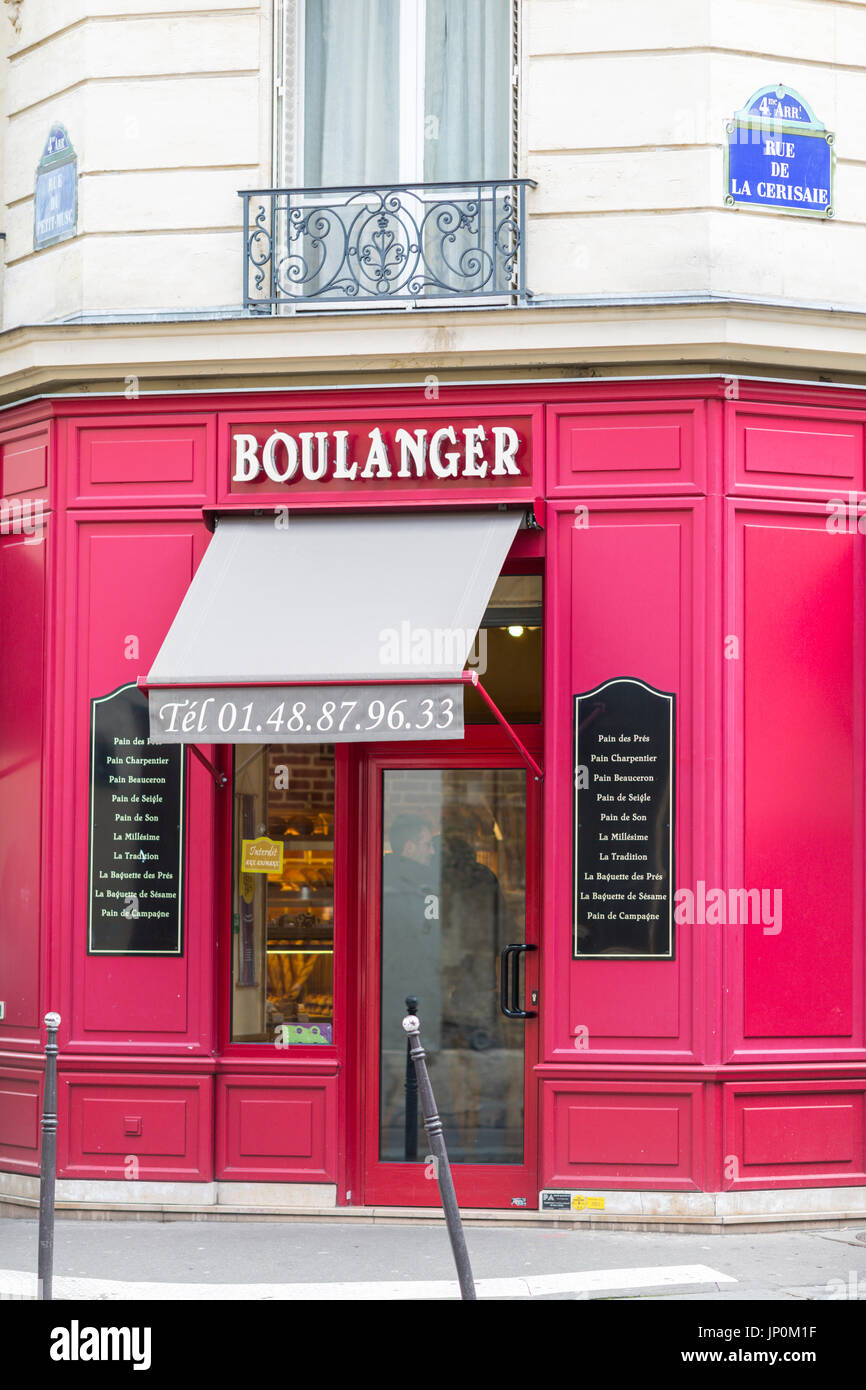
499,944,516,1017
499,943,537,1019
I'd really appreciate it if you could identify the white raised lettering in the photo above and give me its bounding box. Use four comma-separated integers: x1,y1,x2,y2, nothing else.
233,433,261,482
491,426,521,476
262,431,299,483
395,428,428,478
429,426,460,478
233,422,523,486
300,431,330,481
331,429,357,480
360,427,392,479
462,425,488,477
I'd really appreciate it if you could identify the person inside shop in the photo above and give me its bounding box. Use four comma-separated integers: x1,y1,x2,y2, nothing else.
382,814,436,899
437,830,512,1051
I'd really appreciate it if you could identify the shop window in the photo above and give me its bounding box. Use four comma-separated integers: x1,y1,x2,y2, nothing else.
274,0,516,186
231,744,334,1044
464,572,542,724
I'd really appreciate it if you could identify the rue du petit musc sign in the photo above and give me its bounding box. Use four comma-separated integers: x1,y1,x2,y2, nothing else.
725,84,834,218
34,123,78,250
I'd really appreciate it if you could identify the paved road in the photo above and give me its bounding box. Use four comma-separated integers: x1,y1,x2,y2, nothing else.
2,1217,865,1300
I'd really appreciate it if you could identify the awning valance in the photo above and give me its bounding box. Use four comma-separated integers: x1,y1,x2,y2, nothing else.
144,509,523,745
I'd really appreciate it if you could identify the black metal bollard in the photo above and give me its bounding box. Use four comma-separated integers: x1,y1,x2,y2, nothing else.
404,994,419,1161
401,1010,476,1300
38,1011,61,1301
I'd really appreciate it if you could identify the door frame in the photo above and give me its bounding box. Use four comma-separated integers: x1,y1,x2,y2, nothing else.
350,724,542,1209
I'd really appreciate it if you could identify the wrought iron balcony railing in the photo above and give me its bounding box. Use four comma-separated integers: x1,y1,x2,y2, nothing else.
239,179,535,310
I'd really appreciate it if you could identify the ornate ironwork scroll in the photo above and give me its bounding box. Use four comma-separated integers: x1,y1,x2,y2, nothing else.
241,179,535,308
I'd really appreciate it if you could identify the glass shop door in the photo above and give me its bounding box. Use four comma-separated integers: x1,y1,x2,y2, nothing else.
359,736,540,1209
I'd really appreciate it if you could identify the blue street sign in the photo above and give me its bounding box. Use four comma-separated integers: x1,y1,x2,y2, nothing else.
725,85,834,218
34,123,77,250
742,88,815,124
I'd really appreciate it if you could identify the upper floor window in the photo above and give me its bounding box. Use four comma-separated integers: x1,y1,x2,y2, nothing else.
276,0,515,187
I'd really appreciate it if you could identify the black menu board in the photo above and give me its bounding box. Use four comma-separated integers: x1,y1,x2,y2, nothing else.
88,683,185,955
574,678,674,959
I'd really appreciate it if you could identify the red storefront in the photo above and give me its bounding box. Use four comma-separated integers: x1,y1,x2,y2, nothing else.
1,374,865,1218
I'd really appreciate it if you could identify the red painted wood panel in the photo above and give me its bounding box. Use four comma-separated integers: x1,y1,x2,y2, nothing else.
81,1095,189,1154
728,509,863,1054
90,436,195,484
0,1072,41,1169
743,1106,854,1165
0,535,46,1039
567,1103,680,1164
215,1075,337,1181
239,1099,313,1158
723,1083,866,1188
543,1082,702,1189
544,503,704,1063
1,429,49,496
547,401,707,496
68,417,214,505
729,403,866,498
59,1073,213,1180
60,518,216,1051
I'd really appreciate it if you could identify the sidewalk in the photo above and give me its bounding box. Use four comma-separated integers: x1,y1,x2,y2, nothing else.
2,1216,865,1300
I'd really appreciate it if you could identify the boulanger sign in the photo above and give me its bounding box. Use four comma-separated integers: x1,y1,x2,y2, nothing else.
229,418,529,491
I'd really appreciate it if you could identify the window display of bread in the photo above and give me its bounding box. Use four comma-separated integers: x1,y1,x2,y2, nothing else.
232,742,336,1044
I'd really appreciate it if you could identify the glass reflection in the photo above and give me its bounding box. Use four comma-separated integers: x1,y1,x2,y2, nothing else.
379,768,526,1164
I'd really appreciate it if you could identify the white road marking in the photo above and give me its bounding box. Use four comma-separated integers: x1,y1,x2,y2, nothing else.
0,1263,736,1301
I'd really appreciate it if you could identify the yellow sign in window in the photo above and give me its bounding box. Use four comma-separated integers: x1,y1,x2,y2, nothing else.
241,836,284,874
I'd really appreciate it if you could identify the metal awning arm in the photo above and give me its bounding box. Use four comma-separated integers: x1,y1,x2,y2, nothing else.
137,677,228,788
463,672,543,781
187,742,228,790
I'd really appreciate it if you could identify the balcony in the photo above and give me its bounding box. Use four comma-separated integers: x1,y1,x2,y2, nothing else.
239,179,535,311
